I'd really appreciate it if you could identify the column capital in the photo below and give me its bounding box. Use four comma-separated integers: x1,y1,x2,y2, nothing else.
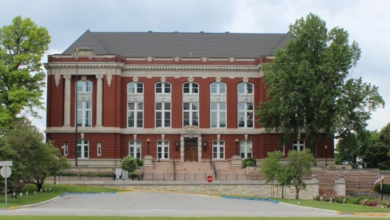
96,74,104,79
63,74,72,80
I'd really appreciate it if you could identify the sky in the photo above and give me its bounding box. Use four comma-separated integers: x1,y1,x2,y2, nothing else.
1,0,389,133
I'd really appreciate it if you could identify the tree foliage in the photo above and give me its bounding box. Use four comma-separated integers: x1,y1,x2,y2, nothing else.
335,129,377,168
362,123,390,169
121,155,138,173
256,13,384,149
0,16,50,128
0,119,69,191
261,149,315,200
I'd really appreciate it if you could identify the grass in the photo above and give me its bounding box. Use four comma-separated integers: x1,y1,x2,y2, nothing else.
0,217,379,220
274,198,390,213
0,183,126,208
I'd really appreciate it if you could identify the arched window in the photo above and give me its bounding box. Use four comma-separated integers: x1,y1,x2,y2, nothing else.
77,80,93,127
237,82,254,128
210,82,226,128
127,82,144,128
183,82,199,126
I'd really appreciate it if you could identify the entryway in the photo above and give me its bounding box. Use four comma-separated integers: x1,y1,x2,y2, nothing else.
185,138,197,162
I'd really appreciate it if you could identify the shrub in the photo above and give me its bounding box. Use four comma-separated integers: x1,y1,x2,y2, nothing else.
136,158,144,167
242,157,257,168
121,155,138,173
374,183,390,194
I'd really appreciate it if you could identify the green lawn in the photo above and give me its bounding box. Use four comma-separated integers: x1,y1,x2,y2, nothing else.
275,198,390,213
0,217,380,220
0,183,126,208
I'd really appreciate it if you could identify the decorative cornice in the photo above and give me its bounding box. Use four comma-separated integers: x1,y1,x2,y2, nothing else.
45,63,123,69
122,65,259,71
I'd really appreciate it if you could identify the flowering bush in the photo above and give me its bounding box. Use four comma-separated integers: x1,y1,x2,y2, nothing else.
314,194,390,208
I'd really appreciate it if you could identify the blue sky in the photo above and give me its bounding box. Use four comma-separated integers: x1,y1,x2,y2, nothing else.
1,0,389,132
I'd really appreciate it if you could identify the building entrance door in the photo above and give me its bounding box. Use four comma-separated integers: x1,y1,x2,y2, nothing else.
185,146,197,162
184,139,198,162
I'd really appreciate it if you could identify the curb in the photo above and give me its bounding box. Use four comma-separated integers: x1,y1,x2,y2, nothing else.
352,212,390,217
221,196,279,203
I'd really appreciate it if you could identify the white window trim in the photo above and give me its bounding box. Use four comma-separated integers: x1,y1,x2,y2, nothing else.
129,140,142,158
183,103,199,127
63,142,68,156
210,102,226,128
127,102,144,128
155,102,171,128
183,82,199,94
97,142,102,156
293,140,305,151
77,80,93,127
77,139,89,159
157,140,169,159
240,140,252,158
128,82,144,128
238,103,254,128
212,141,225,159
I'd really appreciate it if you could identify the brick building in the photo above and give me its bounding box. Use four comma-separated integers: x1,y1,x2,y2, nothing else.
45,31,334,168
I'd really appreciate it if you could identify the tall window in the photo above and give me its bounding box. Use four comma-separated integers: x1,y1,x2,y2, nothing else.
77,139,89,159
128,82,144,128
97,142,102,156
157,140,169,159
63,142,68,156
183,82,199,126
238,83,254,128
155,82,171,128
129,140,142,158
240,140,252,158
77,80,92,127
210,82,226,128
212,141,225,159
293,140,305,151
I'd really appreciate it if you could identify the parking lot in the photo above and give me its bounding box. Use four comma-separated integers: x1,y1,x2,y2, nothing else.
0,191,343,217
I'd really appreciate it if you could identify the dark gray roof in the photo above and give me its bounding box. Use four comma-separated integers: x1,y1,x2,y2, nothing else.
63,30,290,58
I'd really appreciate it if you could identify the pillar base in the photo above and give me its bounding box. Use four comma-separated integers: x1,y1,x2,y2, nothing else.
230,155,242,170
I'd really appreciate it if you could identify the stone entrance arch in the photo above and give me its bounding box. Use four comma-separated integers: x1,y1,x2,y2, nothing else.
180,126,203,162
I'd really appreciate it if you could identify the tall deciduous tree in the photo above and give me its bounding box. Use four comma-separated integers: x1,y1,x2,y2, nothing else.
362,123,390,169
256,13,384,150
0,16,50,128
335,129,377,168
260,149,315,200
0,119,69,191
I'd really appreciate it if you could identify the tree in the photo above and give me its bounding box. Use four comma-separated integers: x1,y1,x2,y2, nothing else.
260,149,315,200
335,129,377,168
0,16,50,128
256,13,384,150
362,123,390,169
121,155,138,173
0,119,69,191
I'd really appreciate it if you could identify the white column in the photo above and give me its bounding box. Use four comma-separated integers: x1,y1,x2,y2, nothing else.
198,137,202,163
63,75,71,127
96,74,103,127
180,136,184,162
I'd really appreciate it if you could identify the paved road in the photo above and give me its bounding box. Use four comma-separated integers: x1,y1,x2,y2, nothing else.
0,191,345,217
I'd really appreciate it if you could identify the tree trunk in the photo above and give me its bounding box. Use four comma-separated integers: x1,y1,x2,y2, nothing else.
295,186,300,200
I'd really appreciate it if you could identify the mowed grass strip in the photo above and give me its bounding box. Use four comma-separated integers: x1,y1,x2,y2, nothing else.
0,217,375,220
0,183,127,208
274,198,390,213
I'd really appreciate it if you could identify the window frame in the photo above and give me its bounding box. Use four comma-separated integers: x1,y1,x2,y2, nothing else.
240,140,252,159
97,142,102,156
63,142,68,156
76,80,93,127
157,140,170,159
212,141,225,159
293,140,305,151
77,139,89,159
129,140,142,159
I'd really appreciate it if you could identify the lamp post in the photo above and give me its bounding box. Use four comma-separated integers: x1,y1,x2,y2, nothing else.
234,139,239,156
146,138,151,155
175,140,180,151
324,145,328,167
74,48,79,167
